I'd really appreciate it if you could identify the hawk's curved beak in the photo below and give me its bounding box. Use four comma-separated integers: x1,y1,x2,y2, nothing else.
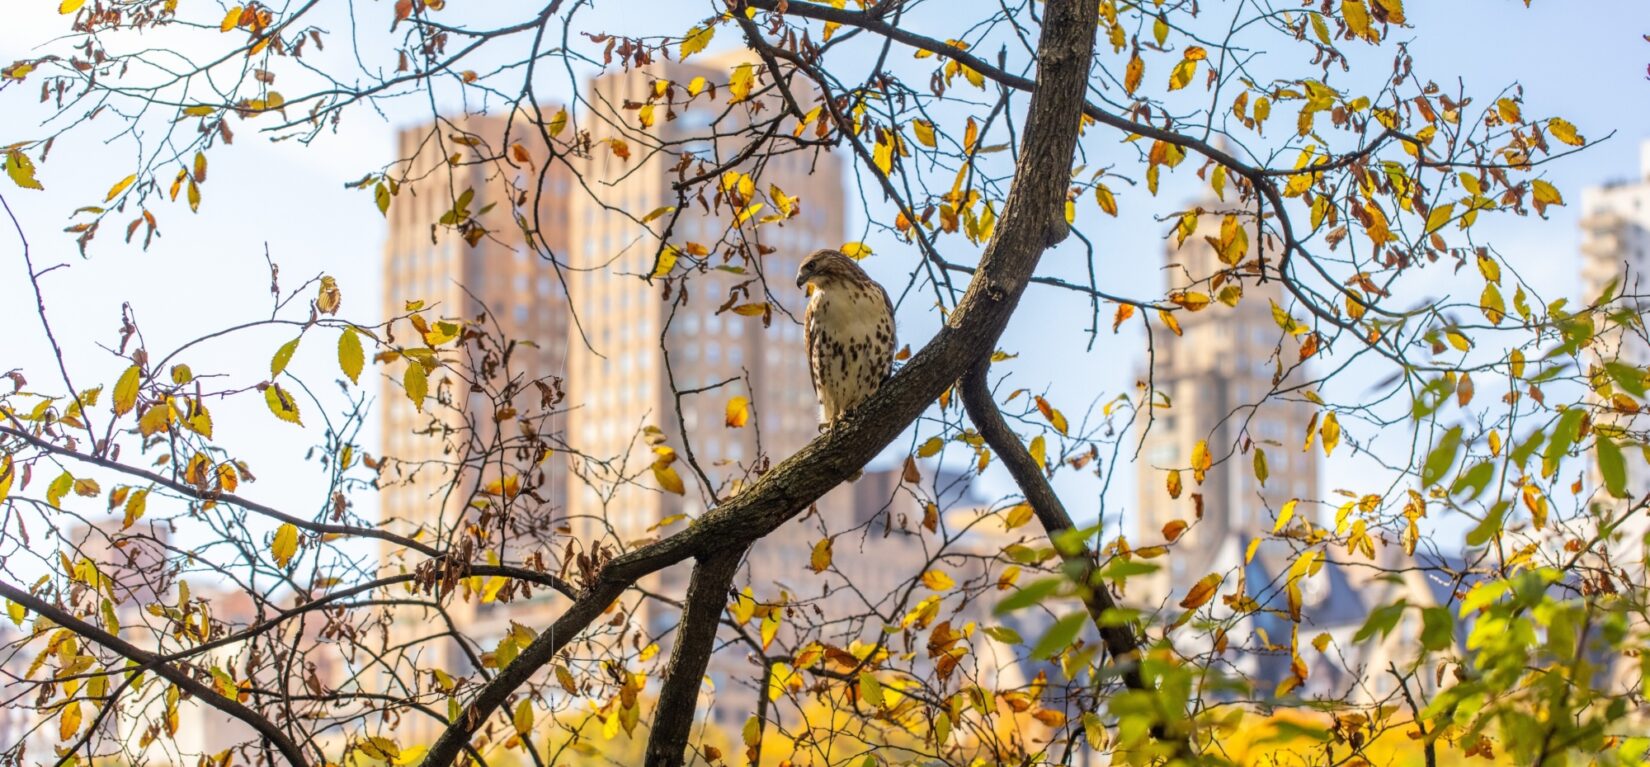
795,272,809,290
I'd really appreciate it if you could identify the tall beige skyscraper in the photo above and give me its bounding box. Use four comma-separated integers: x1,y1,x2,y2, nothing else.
1581,140,1650,499
378,112,576,745
564,51,848,724
1132,203,1320,609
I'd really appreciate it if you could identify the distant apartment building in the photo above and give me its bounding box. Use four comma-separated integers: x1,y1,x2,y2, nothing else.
1132,200,1320,610
378,112,577,745
564,50,852,725
1581,139,1650,506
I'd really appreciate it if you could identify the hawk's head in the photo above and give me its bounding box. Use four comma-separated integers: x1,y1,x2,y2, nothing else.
795,248,868,291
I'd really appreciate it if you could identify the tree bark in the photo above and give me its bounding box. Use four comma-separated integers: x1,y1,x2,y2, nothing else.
643,547,748,766
959,363,1190,756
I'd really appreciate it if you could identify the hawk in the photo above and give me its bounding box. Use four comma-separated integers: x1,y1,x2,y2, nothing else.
797,248,897,431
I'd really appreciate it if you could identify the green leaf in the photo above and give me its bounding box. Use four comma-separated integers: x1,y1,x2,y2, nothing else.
857,672,884,708
1353,599,1407,643
270,336,301,378
1029,611,1087,661
1420,606,1453,651
1606,362,1647,398
1465,501,1508,547
983,625,1023,645
993,577,1063,615
1597,437,1628,499
1449,461,1495,499
1541,408,1586,478
1421,426,1462,487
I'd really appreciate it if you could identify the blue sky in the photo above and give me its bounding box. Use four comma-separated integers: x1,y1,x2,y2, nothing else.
1,0,1646,556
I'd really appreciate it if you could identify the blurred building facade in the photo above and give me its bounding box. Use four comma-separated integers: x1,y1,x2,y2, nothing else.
377,112,577,745
1580,140,1650,507
1131,202,1321,610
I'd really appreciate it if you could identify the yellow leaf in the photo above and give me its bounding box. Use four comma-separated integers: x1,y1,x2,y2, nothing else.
270,336,301,378
680,24,715,59
113,364,141,416
729,587,756,624
1159,309,1183,336
873,138,893,176
1531,179,1564,215
1480,283,1506,325
653,462,685,495
482,474,522,498
912,119,936,148
548,108,568,137
1004,503,1034,529
1424,202,1454,234
1168,57,1197,91
59,700,82,741
917,436,944,458
59,0,85,14
921,569,955,590
220,5,243,31
1179,573,1221,610
121,488,147,527
1190,439,1211,484
104,174,136,203
272,523,299,568
1273,499,1298,532
316,275,341,315
1341,0,1374,41
1166,469,1183,499
513,699,534,735
264,384,302,425
5,151,44,190
1029,435,1047,469
1547,117,1584,147
651,244,679,278
403,362,428,412
1094,183,1118,216
728,63,755,102
840,241,874,259
0,456,12,505
338,327,364,385
1124,53,1144,95
1320,412,1340,457
725,396,750,428
809,538,833,573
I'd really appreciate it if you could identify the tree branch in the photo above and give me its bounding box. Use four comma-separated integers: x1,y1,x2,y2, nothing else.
643,546,748,767
958,361,1190,756
0,579,312,767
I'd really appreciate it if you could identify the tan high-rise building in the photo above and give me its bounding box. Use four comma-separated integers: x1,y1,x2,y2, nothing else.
377,112,576,745
1581,140,1650,500
1132,202,1320,610
564,51,847,725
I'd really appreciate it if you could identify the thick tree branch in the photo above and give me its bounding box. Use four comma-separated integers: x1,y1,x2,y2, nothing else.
421,0,1100,762
0,579,312,767
643,547,748,767
959,363,1192,756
